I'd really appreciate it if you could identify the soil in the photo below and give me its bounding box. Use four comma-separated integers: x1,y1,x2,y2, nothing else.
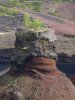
0,58,75,100
40,2,75,21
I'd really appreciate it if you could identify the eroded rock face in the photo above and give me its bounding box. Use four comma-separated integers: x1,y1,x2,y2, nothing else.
1,58,75,100
13,28,57,65
1,28,75,100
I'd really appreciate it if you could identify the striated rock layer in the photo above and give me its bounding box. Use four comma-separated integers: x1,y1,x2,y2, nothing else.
0,57,75,100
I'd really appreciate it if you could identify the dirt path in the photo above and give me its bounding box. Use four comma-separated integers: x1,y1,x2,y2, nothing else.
17,8,75,35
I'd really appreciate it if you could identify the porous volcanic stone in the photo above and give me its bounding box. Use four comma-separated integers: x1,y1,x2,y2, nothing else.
14,28,57,65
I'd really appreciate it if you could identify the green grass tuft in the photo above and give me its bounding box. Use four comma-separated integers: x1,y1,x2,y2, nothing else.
0,6,19,16
23,13,44,30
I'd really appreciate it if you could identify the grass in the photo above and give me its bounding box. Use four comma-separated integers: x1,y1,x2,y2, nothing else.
0,0,18,7
31,1,42,12
0,6,19,16
23,13,44,30
17,1,43,12
31,19,43,30
48,9,60,17
6,0,18,7
0,0,43,13
23,13,31,28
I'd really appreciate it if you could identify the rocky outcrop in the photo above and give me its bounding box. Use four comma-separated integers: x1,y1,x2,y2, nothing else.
0,28,75,100
1,57,75,100
13,28,57,65
0,15,23,32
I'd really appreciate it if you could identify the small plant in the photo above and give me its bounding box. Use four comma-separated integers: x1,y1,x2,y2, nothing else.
52,10,60,17
7,0,18,7
0,0,19,7
31,19,43,30
32,2,42,12
48,9,60,17
23,13,44,30
23,13,31,28
7,8,19,16
0,6,19,16
52,0,62,2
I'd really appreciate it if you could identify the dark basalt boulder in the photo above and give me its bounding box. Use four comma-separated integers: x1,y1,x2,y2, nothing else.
10,28,58,73
14,28,57,63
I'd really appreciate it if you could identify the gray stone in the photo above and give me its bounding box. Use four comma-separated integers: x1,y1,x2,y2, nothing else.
12,91,24,100
0,31,16,49
15,28,58,64
36,29,57,42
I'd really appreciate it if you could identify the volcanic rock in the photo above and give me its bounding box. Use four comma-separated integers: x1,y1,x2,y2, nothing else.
1,57,75,100
0,28,75,100
13,28,57,65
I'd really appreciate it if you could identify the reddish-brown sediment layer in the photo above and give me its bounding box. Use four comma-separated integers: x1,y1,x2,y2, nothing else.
1,57,75,100
25,57,61,80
